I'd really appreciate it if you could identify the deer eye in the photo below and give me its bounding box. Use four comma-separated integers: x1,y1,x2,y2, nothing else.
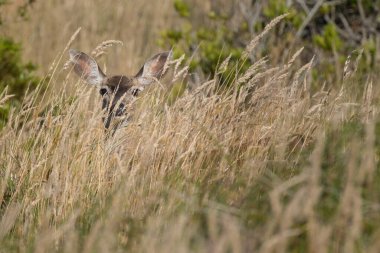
99,88,108,96
131,87,142,96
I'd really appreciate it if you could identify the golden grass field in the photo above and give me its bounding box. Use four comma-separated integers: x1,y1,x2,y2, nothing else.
1,1,380,252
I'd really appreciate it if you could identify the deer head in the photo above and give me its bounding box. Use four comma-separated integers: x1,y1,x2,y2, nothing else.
69,49,171,129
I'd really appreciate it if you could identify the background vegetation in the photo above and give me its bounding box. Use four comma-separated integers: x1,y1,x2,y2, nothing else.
0,0,39,127
0,0,380,252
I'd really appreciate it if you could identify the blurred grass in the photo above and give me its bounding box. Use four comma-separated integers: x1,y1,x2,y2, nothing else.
0,1,380,253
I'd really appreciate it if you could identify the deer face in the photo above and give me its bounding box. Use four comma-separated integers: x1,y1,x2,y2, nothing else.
99,75,136,128
68,49,171,129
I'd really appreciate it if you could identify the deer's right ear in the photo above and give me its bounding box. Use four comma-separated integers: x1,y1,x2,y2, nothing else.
135,51,172,86
69,49,106,86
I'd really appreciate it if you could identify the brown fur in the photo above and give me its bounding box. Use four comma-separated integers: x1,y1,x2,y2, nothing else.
69,49,171,129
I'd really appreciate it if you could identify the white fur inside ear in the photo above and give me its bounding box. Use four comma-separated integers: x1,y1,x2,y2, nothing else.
136,52,171,86
137,76,154,86
86,67,105,86
69,49,106,86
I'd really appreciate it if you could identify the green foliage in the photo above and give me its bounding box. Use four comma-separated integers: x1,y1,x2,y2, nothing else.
0,38,39,99
174,0,190,18
0,1,40,128
317,121,364,221
263,0,288,19
313,23,343,51
261,0,379,82
160,0,379,84
160,4,250,86
0,38,39,127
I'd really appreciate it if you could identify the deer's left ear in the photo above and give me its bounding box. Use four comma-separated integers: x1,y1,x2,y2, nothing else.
69,49,106,86
135,51,172,86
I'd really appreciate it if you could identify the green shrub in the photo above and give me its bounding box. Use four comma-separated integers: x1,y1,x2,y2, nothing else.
0,38,40,128
160,0,379,84
159,0,250,86
0,1,40,128
0,38,39,99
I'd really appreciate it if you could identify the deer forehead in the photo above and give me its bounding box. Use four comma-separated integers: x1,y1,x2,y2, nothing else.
105,75,134,89
101,76,138,103
101,75,139,96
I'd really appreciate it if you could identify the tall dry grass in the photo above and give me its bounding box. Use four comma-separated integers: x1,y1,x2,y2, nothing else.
1,1,380,252
1,0,178,74
1,13,380,251
0,0,222,75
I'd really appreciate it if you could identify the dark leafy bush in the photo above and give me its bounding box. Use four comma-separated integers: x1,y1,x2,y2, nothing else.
160,0,380,83
159,0,251,86
0,38,39,99
0,1,40,128
0,38,39,127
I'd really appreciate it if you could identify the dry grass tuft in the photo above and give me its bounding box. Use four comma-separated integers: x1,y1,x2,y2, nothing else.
91,40,124,59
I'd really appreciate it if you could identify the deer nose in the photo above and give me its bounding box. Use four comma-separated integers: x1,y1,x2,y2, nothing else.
115,103,126,116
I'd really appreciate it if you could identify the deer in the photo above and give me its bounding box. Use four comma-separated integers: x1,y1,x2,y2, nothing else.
68,49,171,129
